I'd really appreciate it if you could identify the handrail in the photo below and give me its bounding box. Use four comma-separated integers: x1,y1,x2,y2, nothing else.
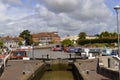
113,56,120,63
3,51,11,67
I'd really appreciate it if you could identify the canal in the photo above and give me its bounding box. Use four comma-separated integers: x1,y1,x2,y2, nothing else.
39,60,75,80
40,71,75,80
27,49,79,80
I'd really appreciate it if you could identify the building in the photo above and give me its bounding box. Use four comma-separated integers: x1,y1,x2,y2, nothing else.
32,32,61,46
61,35,79,41
61,35,79,44
86,35,98,39
0,36,23,48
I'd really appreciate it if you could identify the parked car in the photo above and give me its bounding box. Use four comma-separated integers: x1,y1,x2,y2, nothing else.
67,47,76,53
52,45,62,51
89,48,101,56
111,49,118,55
67,47,82,53
74,47,82,53
102,49,112,56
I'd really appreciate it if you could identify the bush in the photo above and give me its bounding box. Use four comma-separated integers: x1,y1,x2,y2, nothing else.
78,38,117,46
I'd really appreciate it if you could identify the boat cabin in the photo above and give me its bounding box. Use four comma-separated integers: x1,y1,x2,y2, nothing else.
10,50,27,59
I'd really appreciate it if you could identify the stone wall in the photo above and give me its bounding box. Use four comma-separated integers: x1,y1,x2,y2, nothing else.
98,57,119,80
108,57,119,69
98,67,119,80
72,64,84,80
28,64,46,80
21,63,46,80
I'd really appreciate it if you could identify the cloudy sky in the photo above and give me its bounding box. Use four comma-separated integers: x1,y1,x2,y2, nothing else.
0,0,120,37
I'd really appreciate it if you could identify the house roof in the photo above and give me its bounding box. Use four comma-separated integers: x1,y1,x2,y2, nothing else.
32,32,60,38
0,36,23,41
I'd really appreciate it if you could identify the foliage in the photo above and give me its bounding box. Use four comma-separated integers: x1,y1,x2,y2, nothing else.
49,40,55,44
77,31,118,47
99,31,118,39
0,40,3,46
78,32,86,39
78,38,117,45
18,41,23,46
19,30,33,45
61,39,74,47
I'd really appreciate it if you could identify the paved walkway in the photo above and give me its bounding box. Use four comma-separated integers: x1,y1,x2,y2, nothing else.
75,59,110,80
0,60,44,80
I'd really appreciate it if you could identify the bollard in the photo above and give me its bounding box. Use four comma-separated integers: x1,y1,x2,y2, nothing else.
108,58,110,68
86,70,89,74
47,54,49,60
69,54,71,59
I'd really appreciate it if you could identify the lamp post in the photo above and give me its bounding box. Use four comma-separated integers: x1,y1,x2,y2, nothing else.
114,5,120,80
32,43,35,60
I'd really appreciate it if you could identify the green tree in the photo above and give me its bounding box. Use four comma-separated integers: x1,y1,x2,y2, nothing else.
112,32,118,38
99,31,118,39
49,40,55,44
61,39,74,47
95,34,100,37
0,40,3,46
78,32,86,39
19,30,33,45
18,41,23,46
99,31,110,38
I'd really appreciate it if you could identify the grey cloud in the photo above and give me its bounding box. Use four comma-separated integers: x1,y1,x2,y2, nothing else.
44,0,80,13
1,0,22,5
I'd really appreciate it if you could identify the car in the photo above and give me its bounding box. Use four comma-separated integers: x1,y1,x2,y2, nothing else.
102,49,112,56
67,47,82,53
74,47,82,53
111,49,118,55
52,45,62,51
67,47,75,53
89,48,101,56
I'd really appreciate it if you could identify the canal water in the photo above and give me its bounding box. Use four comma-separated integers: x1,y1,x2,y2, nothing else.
40,71,74,80
39,60,75,80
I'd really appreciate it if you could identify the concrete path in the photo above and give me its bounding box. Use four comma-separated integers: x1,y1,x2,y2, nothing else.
0,60,43,80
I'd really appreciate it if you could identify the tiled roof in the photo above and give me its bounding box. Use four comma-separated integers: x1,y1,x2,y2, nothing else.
32,32,61,43
32,32,60,38
0,36,23,41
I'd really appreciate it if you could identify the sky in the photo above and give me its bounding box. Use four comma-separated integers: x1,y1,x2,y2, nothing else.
0,0,120,37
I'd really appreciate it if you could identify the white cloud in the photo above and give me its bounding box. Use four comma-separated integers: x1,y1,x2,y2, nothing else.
0,0,117,37
69,0,112,21
0,2,9,21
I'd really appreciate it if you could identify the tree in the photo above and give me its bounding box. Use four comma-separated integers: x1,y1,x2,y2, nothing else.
112,32,118,38
78,32,86,39
0,40,3,47
19,30,33,45
61,39,74,47
99,31,110,38
95,34,100,37
18,41,23,46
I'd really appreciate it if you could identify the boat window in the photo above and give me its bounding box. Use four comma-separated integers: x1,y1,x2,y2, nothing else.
13,51,26,56
19,51,25,56
14,52,19,56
